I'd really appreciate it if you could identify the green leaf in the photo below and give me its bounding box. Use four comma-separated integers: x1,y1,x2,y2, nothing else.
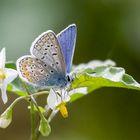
6,61,17,69
70,60,140,102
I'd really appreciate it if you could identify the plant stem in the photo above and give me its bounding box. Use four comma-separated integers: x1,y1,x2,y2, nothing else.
1,91,49,140
30,100,37,140
1,90,50,140
6,91,49,109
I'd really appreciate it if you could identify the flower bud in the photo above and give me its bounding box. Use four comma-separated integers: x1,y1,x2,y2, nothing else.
39,116,51,137
0,107,12,128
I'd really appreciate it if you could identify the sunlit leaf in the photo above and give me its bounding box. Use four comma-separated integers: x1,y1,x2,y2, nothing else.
70,60,140,102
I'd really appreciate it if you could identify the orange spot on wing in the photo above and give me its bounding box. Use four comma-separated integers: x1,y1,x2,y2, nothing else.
23,64,29,78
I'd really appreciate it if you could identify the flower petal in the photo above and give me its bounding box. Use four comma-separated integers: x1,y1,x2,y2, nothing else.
47,89,59,109
4,68,18,84
61,89,70,102
69,87,88,96
0,83,8,104
0,48,6,69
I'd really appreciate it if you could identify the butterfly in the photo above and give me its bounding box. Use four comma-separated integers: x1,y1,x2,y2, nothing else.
16,24,77,89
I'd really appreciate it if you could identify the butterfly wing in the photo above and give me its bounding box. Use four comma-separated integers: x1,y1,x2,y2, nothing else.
16,56,67,87
57,24,77,73
30,31,66,75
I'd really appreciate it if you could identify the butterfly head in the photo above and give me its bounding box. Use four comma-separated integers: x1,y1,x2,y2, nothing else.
55,75,73,88
66,75,74,83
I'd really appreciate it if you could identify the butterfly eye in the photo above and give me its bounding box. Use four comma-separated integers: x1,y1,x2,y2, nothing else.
67,75,71,82
56,62,59,65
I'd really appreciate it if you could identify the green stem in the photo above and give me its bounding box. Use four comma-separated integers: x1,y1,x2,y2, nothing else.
7,91,49,109
1,90,50,140
0,91,49,140
30,100,37,140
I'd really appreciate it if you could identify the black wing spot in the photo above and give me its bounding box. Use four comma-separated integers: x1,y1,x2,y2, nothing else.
41,56,45,60
52,53,57,56
40,69,44,73
50,70,54,73
44,64,47,67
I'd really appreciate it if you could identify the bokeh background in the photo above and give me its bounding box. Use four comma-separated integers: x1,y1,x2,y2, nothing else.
0,0,140,140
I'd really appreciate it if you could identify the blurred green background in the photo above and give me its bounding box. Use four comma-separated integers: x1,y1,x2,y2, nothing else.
0,0,140,140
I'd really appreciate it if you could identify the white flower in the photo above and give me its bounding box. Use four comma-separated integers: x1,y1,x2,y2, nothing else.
47,87,87,118
0,48,18,103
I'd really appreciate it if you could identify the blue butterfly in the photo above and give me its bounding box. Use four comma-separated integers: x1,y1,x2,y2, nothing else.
16,24,76,89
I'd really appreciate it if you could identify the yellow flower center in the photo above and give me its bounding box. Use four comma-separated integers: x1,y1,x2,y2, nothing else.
57,102,68,118
0,69,6,80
